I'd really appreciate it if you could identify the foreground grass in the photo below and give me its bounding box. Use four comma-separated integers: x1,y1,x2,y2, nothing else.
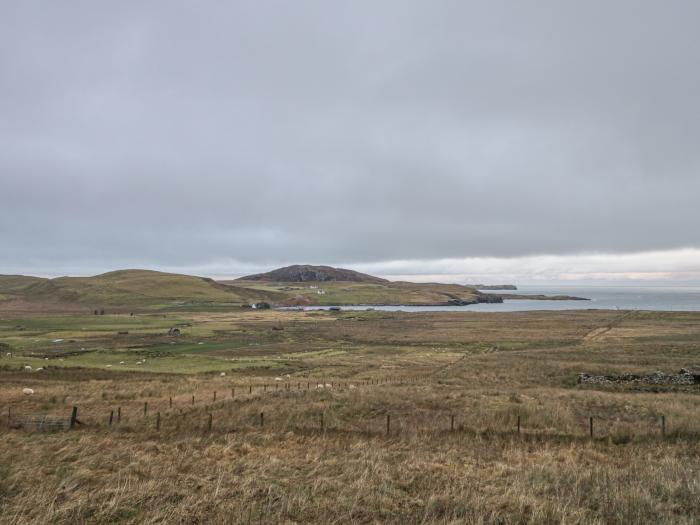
2,309,700,523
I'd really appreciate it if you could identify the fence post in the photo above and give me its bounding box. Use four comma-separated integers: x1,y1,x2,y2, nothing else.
589,417,594,439
144,402,148,417
156,412,161,431
109,410,114,426
661,415,666,437
451,415,455,432
249,385,252,394
169,397,172,409
260,412,264,428
213,391,217,402
70,406,79,429
7,406,11,428
232,387,235,399
517,415,521,435
192,395,195,406
386,414,391,436
117,406,121,423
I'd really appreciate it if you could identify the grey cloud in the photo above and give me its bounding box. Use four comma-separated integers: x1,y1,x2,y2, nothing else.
1,1,700,275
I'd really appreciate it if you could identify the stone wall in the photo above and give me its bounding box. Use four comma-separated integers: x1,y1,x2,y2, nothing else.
578,368,700,385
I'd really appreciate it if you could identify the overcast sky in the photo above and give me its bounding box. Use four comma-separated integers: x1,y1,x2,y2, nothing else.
2,1,700,283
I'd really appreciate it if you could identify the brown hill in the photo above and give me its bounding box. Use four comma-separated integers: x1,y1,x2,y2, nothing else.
238,265,388,283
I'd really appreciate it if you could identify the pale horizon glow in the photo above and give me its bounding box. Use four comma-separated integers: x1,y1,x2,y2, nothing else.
7,248,700,287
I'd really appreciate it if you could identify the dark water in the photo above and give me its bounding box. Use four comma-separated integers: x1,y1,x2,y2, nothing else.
293,286,700,312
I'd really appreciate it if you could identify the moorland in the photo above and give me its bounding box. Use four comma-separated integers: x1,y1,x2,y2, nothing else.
1,269,700,523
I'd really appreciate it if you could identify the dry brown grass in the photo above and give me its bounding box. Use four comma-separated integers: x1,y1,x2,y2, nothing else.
2,309,700,523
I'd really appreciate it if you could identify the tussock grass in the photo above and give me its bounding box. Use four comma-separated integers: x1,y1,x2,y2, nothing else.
2,309,700,523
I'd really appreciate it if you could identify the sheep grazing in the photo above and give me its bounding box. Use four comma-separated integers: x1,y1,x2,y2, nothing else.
24,365,32,371
105,365,112,368
22,388,34,395
36,367,44,372
316,384,324,389
349,384,356,389
325,383,332,388
119,361,125,364
220,372,226,377
285,374,291,378
274,377,282,382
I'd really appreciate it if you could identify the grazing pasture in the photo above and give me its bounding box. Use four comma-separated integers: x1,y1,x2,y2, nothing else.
2,308,700,523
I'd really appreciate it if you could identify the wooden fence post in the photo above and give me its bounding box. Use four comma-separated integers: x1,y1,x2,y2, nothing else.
192,395,195,406
260,412,264,428
213,391,217,402
589,417,594,439
70,406,79,429
517,415,521,435
109,410,114,426
144,402,148,417
117,406,121,423
451,415,455,432
249,385,252,394
661,415,666,437
169,397,173,409
156,412,161,431
231,387,235,399
386,414,391,436
320,412,324,432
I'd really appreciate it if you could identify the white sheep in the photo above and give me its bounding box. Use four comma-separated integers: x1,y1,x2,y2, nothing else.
105,365,112,368
349,384,356,389
285,374,291,378
220,372,226,377
274,377,282,381
325,383,332,388
119,361,125,364
24,365,32,371
36,367,44,371
22,388,34,395
316,384,324,389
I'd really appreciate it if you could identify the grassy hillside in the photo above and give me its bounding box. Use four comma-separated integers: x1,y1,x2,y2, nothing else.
0,270,485,310
0,275,46,294
230,279,483,306
0,270,282,309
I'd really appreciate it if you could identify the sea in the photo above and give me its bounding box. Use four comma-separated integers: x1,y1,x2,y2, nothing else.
293,286,700,313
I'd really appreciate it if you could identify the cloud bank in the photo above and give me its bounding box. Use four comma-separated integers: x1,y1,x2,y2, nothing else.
1,1,699,281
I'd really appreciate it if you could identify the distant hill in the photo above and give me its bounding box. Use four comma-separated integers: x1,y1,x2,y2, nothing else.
0,269,281,309
238,265,388,283
467,284,518,290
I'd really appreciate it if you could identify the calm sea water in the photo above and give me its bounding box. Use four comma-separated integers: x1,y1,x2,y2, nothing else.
295,286,700,312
